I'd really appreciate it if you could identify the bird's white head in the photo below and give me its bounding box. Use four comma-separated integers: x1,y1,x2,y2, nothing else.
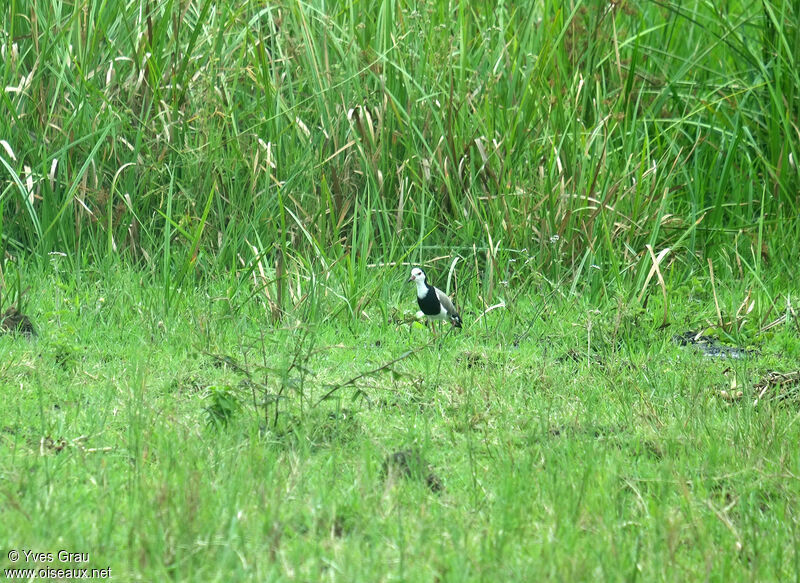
408,267,429,297
407,267,426,284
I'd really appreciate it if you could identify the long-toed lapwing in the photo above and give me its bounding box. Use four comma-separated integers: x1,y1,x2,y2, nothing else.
408,267,462,335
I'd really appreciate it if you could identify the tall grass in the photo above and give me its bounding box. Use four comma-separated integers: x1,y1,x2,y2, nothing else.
1,0,798,308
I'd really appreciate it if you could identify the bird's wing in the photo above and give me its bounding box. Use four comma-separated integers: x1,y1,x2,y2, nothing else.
434,287,459,316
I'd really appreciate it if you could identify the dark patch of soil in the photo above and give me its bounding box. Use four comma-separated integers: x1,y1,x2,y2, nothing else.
0,307,36,337
382,449,443,492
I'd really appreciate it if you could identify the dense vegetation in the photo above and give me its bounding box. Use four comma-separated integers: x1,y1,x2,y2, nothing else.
1,1,799,581
3,1,798,298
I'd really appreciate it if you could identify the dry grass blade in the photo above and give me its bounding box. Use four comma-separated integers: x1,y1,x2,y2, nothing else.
446,256,461,296
753,371,800,405
474,300,506,325
638,245,671,327
247,240,280,322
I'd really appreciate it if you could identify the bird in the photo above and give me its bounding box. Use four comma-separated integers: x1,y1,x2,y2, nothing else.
407,267,462,334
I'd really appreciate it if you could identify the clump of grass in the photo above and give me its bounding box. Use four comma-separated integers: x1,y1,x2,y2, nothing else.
202,384,241,428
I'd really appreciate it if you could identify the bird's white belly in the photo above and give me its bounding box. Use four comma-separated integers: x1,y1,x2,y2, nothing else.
421,308,448,321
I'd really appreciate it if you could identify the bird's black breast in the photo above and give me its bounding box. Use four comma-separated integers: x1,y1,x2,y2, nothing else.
417,286,441,316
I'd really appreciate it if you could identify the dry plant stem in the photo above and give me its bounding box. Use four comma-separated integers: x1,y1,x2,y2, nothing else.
315,342,432,406
641,244,670,327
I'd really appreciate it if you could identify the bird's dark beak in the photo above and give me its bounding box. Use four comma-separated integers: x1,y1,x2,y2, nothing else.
407,275,415,282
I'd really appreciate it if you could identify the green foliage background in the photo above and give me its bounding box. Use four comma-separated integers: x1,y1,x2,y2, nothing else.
2,1,797,293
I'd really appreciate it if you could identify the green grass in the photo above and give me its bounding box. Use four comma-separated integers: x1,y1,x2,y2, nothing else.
1,265,799,581
1,0,798,293
1,0,800,580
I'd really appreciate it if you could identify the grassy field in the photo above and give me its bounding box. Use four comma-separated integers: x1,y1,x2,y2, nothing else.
1,265,799,581
2,0,800,580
